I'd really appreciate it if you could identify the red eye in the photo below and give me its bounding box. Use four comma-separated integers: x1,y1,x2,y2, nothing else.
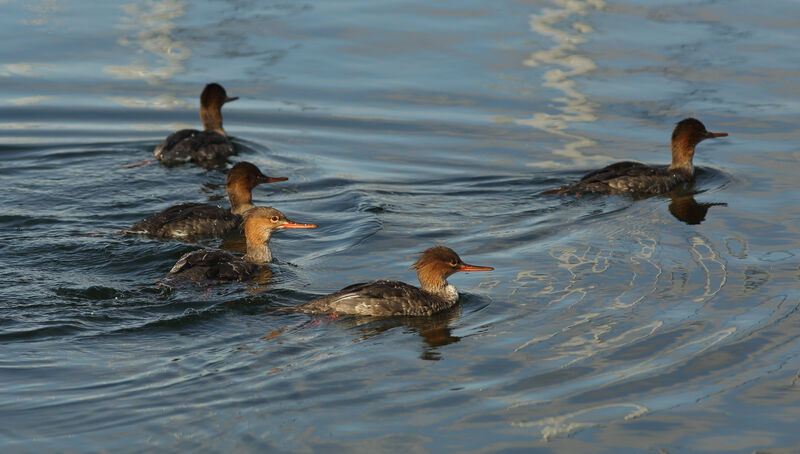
271,216,279,222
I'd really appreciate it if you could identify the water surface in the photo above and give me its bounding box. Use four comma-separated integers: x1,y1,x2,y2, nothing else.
2,0,800,452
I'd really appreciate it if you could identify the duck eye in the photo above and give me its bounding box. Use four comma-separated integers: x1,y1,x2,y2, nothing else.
450,260,459,267
271,216,279,222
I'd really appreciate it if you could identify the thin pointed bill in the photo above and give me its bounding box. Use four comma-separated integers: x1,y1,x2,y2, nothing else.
257,176,289,184
458,263,494,272
225,96,239,103
705,131,728,138
282,222,318,229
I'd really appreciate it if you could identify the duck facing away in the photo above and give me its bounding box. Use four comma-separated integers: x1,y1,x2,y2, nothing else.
167,207,317,282
548,118,727,195
154,83,239,166
293,246,493,316
127,162,287,239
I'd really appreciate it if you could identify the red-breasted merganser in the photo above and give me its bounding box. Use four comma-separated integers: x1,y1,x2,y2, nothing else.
167,207,317,282
127,162,287,239
548,118,728,195
154,83,239,166
293,246,493,316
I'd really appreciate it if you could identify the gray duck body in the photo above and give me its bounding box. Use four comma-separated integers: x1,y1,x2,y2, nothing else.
154,129,234,167
296,280,459,317
127,202,240,239
168,249,258,282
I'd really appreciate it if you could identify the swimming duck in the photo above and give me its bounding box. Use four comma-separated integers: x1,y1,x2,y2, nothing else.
293,246,493,316
548,118,727,195
167,207,316,282
154,83,239,166
127,162,286,239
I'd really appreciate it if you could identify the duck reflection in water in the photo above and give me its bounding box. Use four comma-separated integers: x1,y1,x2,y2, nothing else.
246,268,275,295
630,187,727,225
667,192,726,225
330,306,463,361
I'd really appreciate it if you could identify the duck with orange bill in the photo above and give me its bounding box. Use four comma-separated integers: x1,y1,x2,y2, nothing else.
125,162,287,239
293,246,493,316
547,118,727,195
167,207,317,282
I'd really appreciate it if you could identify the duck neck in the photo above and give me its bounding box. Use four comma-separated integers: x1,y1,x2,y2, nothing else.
200,105,226,136
244,231,273,265
227,182,254,215
418,271,458,304
668,139,695,174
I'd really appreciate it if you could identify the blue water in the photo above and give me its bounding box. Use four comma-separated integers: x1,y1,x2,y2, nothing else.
3,0,800,452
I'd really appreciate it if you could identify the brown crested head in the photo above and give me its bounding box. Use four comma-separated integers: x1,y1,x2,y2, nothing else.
411,246,493,289
670,118,727,169
225,162,288,214
226,162,288,190
241,207,316,264
200,83,238,108
672,118,727,146
243,206,317,240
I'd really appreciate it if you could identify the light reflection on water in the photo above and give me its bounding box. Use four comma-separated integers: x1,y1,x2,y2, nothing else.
105,0,190,83
515,0,608,169
1,0,800,452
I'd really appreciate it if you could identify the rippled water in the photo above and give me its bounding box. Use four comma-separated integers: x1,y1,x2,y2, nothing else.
3,0,800,451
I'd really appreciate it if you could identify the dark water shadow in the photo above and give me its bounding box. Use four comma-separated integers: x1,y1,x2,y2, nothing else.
336,307,463,361
666,193,727,225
